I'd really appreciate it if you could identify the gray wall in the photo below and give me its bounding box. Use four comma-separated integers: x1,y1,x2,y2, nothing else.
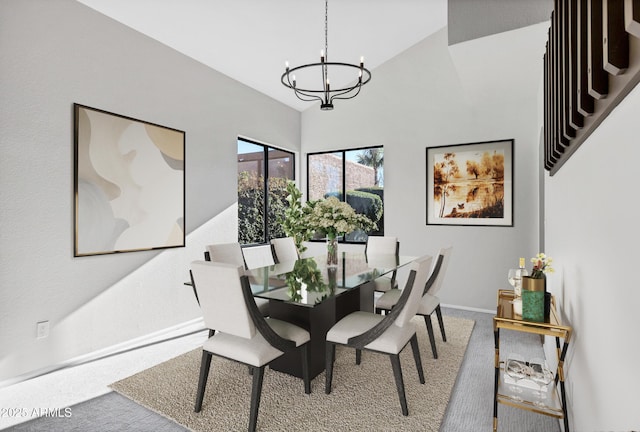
544,84,640,431
0,0,300,382
301,23,549,311
448,0,552,45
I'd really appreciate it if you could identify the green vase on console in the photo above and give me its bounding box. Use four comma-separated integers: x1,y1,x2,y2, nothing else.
521,253,554,323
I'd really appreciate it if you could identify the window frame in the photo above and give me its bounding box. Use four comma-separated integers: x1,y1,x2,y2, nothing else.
237,136,295,246
306,145,384,244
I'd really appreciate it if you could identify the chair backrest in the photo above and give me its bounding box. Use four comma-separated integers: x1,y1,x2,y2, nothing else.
365,236,399,255
190,260,256,339
394,255,433,328
426,246,452,296
205,242,246,269
242,244,276,270
270,237,299,263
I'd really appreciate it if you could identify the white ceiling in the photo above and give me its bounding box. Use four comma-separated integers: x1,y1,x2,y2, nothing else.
76,0,448,112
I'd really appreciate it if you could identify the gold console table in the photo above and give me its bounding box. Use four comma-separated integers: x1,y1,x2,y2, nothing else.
493,289,572,431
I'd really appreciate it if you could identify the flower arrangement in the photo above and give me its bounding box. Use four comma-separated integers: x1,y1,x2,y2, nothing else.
530,253,554,279
305,196,377,240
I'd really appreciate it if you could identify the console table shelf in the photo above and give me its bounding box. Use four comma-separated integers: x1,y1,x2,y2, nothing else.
493,289,572,431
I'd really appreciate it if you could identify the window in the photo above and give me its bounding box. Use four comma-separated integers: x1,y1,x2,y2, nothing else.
307,146,384,242
237,138,294,245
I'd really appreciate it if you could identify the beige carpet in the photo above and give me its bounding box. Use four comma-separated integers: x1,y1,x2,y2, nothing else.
110,315,474,432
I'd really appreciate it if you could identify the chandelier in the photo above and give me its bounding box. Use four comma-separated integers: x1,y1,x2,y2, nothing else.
281,0,372,110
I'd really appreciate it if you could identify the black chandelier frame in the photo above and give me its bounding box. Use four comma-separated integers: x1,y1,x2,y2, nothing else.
280,0,372,110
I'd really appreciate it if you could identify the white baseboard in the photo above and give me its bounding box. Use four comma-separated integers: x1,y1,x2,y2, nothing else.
442,303,495,315
0,318,206,389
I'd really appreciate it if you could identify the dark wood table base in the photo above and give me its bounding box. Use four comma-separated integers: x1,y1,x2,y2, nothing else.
268,281,375,379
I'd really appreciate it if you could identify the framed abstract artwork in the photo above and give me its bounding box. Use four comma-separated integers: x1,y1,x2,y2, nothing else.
74,104,185,256
426,139,513,227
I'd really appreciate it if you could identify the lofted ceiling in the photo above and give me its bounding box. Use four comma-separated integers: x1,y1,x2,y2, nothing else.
75,0,552,112
75,0,449,112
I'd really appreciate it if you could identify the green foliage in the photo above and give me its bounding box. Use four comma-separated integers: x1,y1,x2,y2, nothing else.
355,187,384,236
346,190,383,224
239,178,383,246
355,148,384,186
237,172,289,244
277,181,314,252
355,186,383,199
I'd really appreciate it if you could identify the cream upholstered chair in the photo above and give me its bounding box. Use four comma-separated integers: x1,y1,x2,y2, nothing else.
376,246,452,359
365,236,400,292
242,244,276,270
324,255,433,416
205,242,269,317
205,242,246,268
270,237,299,263
190,260,311,432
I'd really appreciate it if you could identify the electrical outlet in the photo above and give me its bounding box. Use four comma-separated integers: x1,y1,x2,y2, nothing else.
36,321,49,339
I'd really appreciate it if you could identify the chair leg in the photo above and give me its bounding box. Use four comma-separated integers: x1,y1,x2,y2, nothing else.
390,354,409,416
248,366,265,432
423,314,438,359
301,344,311,394
355,349,362,365
435,305,447,342
325,342,335,394
194,350,213,412
409,334,425,384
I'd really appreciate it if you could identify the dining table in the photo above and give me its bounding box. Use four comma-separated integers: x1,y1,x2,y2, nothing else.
245,252,416,380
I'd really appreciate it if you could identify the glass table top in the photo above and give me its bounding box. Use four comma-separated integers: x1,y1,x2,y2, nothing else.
246,252,416,307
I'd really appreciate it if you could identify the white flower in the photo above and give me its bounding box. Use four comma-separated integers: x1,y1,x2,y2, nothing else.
305,196,376,238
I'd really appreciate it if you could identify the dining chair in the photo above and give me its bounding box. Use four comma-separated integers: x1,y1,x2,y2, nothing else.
324,255,433,416
204,242,268,316
205,242,246,269
365,236,400,292
242,244,276,270
190,260,311,432
270,237,299,263
375,246,453,359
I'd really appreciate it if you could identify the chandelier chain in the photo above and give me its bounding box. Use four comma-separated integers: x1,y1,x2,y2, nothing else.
325,0,328,61
324,0,328,80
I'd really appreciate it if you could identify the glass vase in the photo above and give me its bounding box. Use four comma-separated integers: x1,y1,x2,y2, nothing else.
326,237,338,268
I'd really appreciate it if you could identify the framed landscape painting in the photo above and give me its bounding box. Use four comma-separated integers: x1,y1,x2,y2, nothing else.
74,104,185,256
426,139,513,227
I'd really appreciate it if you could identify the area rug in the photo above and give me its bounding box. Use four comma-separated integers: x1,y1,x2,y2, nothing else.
110,315,474,432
